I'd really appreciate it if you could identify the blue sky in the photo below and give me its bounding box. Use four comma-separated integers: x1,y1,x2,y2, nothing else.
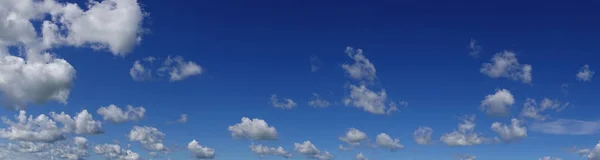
0,0,599,160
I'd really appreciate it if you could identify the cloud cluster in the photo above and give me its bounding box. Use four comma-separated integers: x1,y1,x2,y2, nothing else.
94,143,141,160
228,117,278,140
440,116,485,146
249,144,291,158
188,140,215,159
97,104,146,123
128,126,167,151
294,141,334,160
520,98,568,121
131,56,203,82
480,51,532,83
50,110,104,134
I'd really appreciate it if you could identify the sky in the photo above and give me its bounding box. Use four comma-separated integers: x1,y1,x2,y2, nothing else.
0,0,599,160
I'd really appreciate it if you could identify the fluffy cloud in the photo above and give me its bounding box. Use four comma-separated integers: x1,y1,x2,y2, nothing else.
339,128,367,146
456,154,477,160
342,47,377,82
376,133,403,151
0,138,90,160
128,126,167,151
577,64,594,82
294,141,333,160
530,119,600,135
73,136,88,149
480,89,514,117
468,39,482,57
355,152,368,160
158,56,203,81
308,93,330,108
480,51,532,83
310,56,322,72
413,126,433,145
97,104,145,123
0,110,64,142
520,98,568,121
249,144,291,158
491,118,527,143
538,156,562,160
177,114,188,123
94,144,141,160
440,116,484,146
50,109,103,134
575,141,600,160
270,94,297,109
188,139,215,159
228,117,278,140
344,84,397,115
130,60,152,81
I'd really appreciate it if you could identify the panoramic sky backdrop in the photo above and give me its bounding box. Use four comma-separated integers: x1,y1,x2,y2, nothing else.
0,0,599,160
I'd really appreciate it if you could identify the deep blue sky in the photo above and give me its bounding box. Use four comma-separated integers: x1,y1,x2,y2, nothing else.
1,0,600,160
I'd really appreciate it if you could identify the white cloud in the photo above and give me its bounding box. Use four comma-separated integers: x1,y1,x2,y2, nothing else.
0,110,64,142
355,152,368,160
468,39,482,57
339,128,367,146
270,94,297,109
188,139,215,159
128,126,167,151
227,117,278,140
73,136,88,149
520,98,568,121
158,56,202,81
310,56,322,72
344,84,397,115
342,47,377,82
177,114,188,123
376,133,403,151
440,116,484,146
97,104,146,123
538,156,562,160
490,118,527,143
413,126,433,145
575,141,600,160
308,93,330,108
294,141,333,160
577,64,594,82
456,154,477,160
249,144,291,158
480,89,514,117
130,60,152,81
94,144,142,160
530,119,600,135
50,109,103,134
480,51,532,83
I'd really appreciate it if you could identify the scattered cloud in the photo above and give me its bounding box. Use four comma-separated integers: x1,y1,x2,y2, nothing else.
574,141,600,160
480,89,514,117
440,116,485,146
491,118,527,143
310,56,322,72
130,60,152,81
228,117,278,140
0,110,64,142
158,56,203,82
576,64,594,82
414,126,433,145
294,141,334,160
480,51,532,83
468,39,482,57
560,83,569,94
530,119,600,135
128,126,167,151
97,104,146,123
376,133,403,151
520,98,568,121
270,94,297,109
344,84,397,115
455,154,477,160
249,144,291,158
342,47,377,82
94,143,142,160
188,139,216,159
308,93,331,108
177,114,188,123
50,109,104,134
339,128,368,146
355,152,368,160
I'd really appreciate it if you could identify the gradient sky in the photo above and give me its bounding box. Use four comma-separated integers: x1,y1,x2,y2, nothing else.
0,0,599,160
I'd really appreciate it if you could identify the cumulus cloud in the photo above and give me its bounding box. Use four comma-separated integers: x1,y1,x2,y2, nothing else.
0,138,90,160
94,144,141,160
520,98,568,121
468,39,482,57
355,152,368,160
158,56,203,81
575,141,600,160
491,118,527,143
0,110,64,142
270,94,297,109
339,128,367,146
128,126,167,151
308,93,330,108
188,139,215,159
577,64,594,82
530,119,600,135
50,109,103,135
480,89,514,117
440,116,485,146
344,84,397,115
376,133,403,151
342,47,377,82
294,141,333,160
480,51,532,83
130,60,152,81
413,126,433,145
249,144,291,158
73,136,88,149
177,114,188,123
310,56,322,72
97,104,145,123
228,117,278,140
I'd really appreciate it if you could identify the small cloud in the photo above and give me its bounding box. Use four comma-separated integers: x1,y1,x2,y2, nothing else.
310,56,322,72
530,119,600,135
270,94,297,109
480,51,532,83
576,64,594,82
468,39,482,57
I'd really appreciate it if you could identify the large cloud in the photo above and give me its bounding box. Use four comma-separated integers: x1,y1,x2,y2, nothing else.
576,64,594,82
440,116,485,146
376,133,403,151
249,144,291,158
344,84,397,115
294,141,333,160
490,118,527,143
188,139,215,159
480,89,514,117
480,51,532,83
94,144,141,160
338,128,367,146
227,117,278,140
413,126,433,145
97,104,146,123
128,126,167,151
